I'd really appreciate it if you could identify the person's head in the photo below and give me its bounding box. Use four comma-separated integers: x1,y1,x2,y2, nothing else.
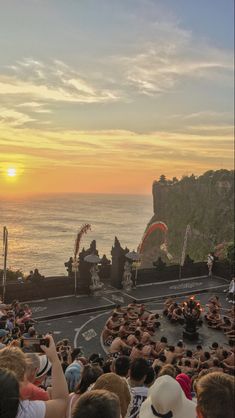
0,368,19,418
75,364,103,394
134,330,141,338
25,353,40,383
130,358,149,385
186,350,193,358
65,361,83,393
196,372,234,418
135,343,143,351
159,364,176,379
196,345,203,351
212,358,220,367
72,389,121,418
139,375,196,418
93,373,131,418
177,341,183,348
0,347,27,382
222,350,228,359
204,352,210,361
113,356,131,378
184,360,191,368
158,354,166,363
160,336,167,343
176,373,192,400
27,327,36,337
144,367,155,387
0,329,8,343
211,342,218,349
89,353,104,367
169,345,175,352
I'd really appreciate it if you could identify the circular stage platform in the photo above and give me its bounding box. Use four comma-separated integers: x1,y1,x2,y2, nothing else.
34,274,230,356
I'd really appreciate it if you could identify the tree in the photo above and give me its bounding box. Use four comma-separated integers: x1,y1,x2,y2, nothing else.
226,242,235,266
159,174,167,184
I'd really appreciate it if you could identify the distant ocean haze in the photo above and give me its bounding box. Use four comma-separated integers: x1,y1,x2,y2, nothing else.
0,193,152,276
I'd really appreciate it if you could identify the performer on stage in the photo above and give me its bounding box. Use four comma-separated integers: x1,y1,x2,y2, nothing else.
226,277,235,304
207,253,214,278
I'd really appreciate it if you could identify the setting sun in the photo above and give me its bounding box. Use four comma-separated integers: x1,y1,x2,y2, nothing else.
7,168,17,177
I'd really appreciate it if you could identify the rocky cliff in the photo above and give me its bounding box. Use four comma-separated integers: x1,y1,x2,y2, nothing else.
141,170,234,267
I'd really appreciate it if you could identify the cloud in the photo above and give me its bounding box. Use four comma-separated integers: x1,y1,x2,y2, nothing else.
0,59,120,105
0,107,36,127
114,21,233,95
0,120,233,174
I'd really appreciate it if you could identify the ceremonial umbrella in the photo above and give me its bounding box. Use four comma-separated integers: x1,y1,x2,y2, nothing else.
84,254,101,264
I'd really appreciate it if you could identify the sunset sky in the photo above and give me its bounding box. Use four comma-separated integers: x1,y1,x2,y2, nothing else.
0,0,234,196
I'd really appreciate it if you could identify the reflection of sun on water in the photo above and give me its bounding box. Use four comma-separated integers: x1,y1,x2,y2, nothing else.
7,168,17,177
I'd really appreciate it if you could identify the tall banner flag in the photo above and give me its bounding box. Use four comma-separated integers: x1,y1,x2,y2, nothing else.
2,226,8,302
180,224,191,266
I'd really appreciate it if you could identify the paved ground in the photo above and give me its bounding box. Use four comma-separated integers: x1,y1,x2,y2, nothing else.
35,279,231,357
31,294,115,320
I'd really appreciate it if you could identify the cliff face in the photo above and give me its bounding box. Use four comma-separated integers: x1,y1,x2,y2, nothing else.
141,170,234,267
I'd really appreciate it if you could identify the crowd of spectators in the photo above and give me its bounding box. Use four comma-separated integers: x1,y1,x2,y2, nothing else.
0,296,234,418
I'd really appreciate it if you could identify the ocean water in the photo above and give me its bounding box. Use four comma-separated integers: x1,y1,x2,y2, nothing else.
0,194,153,276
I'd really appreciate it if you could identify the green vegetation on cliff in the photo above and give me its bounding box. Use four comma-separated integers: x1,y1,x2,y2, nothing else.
143,170,234,266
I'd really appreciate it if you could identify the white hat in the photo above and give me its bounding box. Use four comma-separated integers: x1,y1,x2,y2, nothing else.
36,355,52,379
139,375,196,418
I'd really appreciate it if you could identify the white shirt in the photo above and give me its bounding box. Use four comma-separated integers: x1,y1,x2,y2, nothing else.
16,400,46,418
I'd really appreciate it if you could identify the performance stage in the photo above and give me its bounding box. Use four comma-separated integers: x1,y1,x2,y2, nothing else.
33,274,230,356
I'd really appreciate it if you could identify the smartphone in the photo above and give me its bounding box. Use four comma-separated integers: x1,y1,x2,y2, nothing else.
20,337,49,353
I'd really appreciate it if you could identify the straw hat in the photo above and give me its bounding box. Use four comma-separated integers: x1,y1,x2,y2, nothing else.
139,375,196,418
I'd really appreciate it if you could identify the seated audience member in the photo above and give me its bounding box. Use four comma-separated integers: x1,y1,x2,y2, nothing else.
144,367,155,388
112,355,131,378
93,372,131,418
72,390,121,418
139,375,196,418
158,364,176,379
127,358,149,418
0,368,20,418
67,364,103,418
65,359,84,393
0,329,8,349
0,335,68,418
196,372,234,418
20,353,49,401
176,373,192,400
